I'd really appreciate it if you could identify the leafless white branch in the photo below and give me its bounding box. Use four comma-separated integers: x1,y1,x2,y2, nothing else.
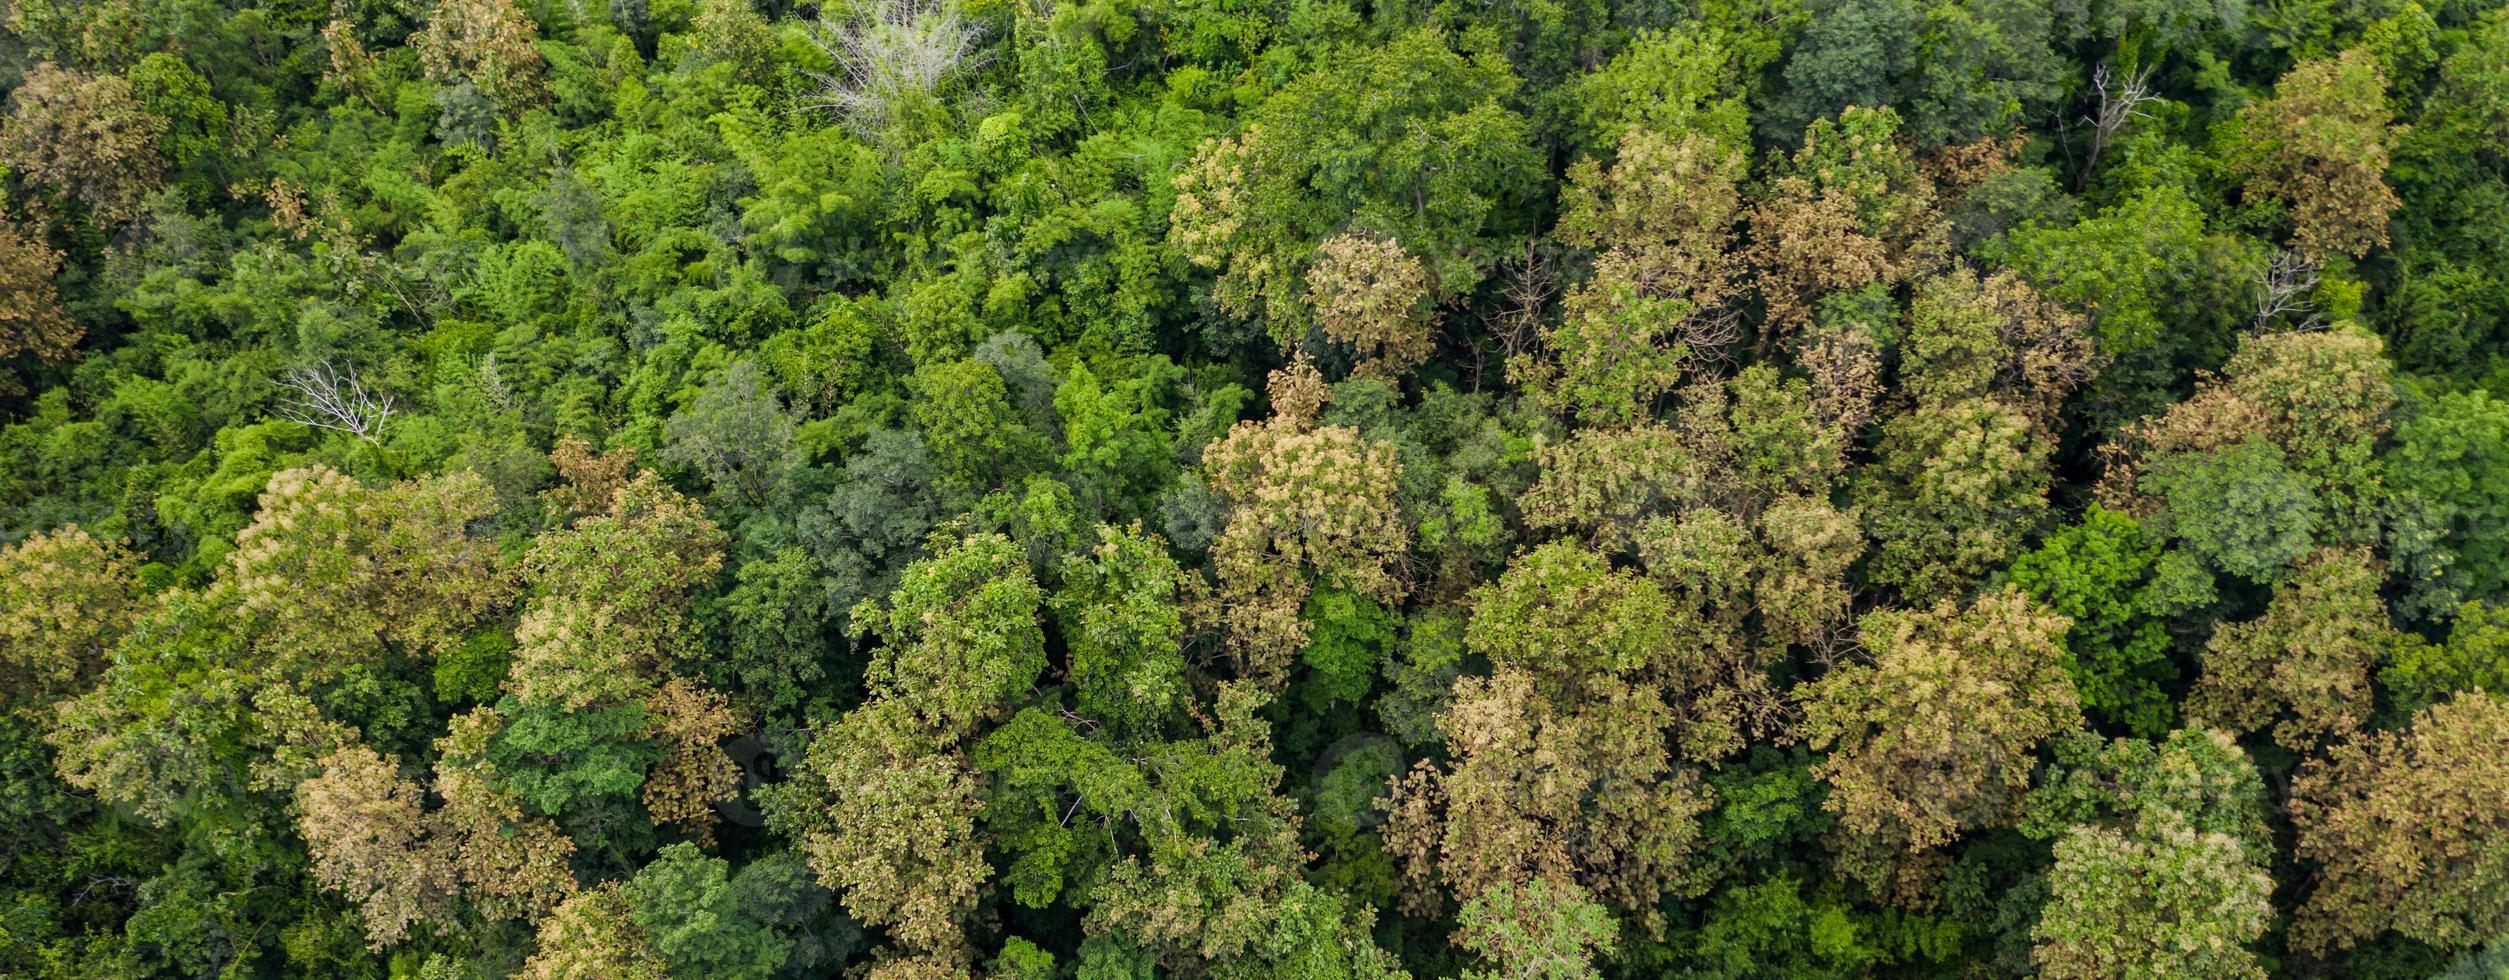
275,361,396,444
2254,249,2326,333
2082,63,2158,184
799,0,987,134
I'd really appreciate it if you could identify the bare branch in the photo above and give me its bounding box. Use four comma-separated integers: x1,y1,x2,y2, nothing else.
1677,306,1745,365
797,0,987,135
2081,62,2158,186
274,361,397,444
2253,249,2326,333
1485,241,1553,362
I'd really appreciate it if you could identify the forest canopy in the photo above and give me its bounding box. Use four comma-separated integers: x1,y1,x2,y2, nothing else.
0,0,2507,976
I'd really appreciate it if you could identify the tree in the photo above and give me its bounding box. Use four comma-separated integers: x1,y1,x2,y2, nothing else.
974,662,1405,976
294,744,458,948
0,63,166,223
662,360,802,511
1454,878,1619,980
1898,267,2094,433
1856,397,2052,602
1767,0,1921,144
773,534,1046,970
1522,367,1848,555
2187,547,2399,754
2384,599,2509,720
700,547,834,722
640,675,743,844
2024,727,2273,849
2032,818,2273,980
501,471,744,843
1749,107,1941,336
616,844,856,980
1170,28,1542,345
793,428,947,637
542,435,642,522
1799,589,2080,900
2140,440,2322,584
2004,508,2207,737
2227,49,2403,259
271,362,397,445
222,467,513,683
1768,0,2063,148
1052,525,1188,735
2388,390,2509,603
517,882,670,980
1901,0,2065,147
0,526,139,709
1991,185,2212,358
1386,543,1717,942
0,221,79,371
2021,729,2276,978
800,0,986,136
1053,358,1179,522
43,468,509,839
847,533,1047,739
1564,24,1752,160
1199,360,1409,682
413,0,550,110
2290,693,2509,954
2119,326,2396,547
521,472,727,663
1519,422,1702,552
431,708,582,924
1307,234,1437,378
911,355,1054,498
1516,129,1748,425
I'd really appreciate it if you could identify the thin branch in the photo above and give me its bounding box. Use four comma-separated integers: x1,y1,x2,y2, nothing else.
2253,249,2326,333
2081,62,2158,188
274,361,397,444
797,0,988,135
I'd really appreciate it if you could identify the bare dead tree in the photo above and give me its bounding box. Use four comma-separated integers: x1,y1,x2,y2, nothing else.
1677,307,1746,365
1486,241,1554,362
274,361,396,444
2254,249,2326,333
2082,63,2158,187
799,0,987,135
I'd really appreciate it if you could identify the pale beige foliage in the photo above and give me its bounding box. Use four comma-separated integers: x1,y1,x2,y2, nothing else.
296,744,459,948
223,467,513,680
1515,130,1747,424
641,674,744,844
2227,49,2404,259
1307,233,1435,377
0,525,139,706
433,709,580,922
792,700,988,959
414,0,550,107
1200,361,1409,680
0,220,80,366
541,434,641,523
1900,267,2097,433
516,882,670,980
1388,545,1719,937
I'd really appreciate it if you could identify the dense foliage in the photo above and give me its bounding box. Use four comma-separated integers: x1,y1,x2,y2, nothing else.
0,0,2505,976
